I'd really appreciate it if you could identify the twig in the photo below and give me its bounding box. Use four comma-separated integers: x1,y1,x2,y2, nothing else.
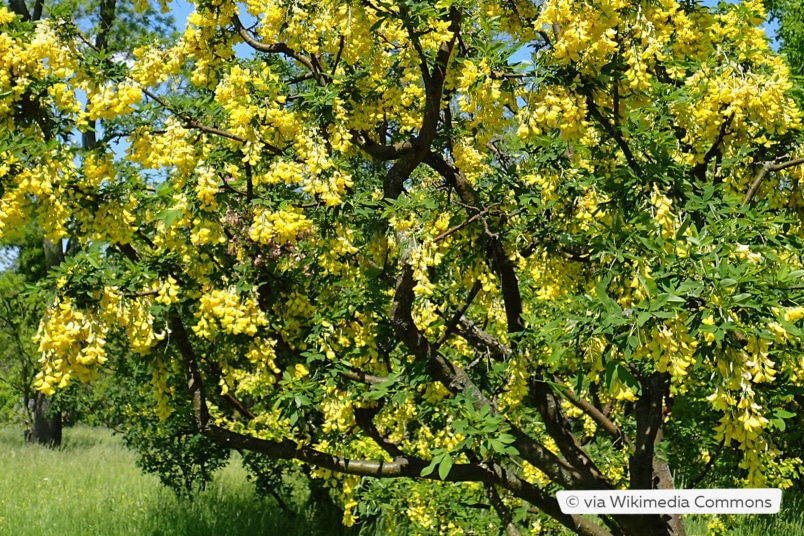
435,280,482,349
433,210,487,242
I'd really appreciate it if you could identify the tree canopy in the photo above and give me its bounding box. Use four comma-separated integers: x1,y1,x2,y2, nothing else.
767,0,804,80
2,0,804,534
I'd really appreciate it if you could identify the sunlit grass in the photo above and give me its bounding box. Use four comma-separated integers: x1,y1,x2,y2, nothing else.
0,426,356,536
683,491,804,536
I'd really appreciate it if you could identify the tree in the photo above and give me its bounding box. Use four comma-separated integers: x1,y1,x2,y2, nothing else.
0,269,51,440
1,0,173,446
767,0,804,79
2,0,804,534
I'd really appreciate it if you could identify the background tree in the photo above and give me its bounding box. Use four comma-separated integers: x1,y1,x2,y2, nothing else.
767,0,804,79
2,1,804,535
0,0,172,447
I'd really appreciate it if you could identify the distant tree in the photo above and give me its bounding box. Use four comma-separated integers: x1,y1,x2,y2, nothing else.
0,270,51,441
767,0,804,96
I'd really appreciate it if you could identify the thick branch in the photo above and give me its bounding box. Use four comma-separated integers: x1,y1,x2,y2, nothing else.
485,483,522,536
8,0,30,20
629,372,666,490
553,376,633,451
381,9,460,199
170,312,610,536
529,378,610,488
692,114,733,182
231,14,316,74
434,279,481,349
389,260,599,490
352,132,415,160
456,316,512,361
423,153,606,490
339,368,388,385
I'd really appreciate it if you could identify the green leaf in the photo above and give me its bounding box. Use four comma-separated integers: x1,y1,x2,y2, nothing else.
786,270,804,280
155,181,173,198
421,456,439,477
498,433,516,445
438,455,453,480
774,409,796,419
771,417,786,431
154,209,183,229
616,364,639,391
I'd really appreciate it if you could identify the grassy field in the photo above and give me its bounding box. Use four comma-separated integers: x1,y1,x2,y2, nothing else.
1,425,803,536
0,426,358,536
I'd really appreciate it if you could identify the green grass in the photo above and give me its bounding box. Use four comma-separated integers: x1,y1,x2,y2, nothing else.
0,426,358,536
3,426,804,536
682,491,804,536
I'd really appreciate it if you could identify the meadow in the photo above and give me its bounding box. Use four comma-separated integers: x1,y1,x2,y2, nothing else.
0,426,359,536
0,425,802,536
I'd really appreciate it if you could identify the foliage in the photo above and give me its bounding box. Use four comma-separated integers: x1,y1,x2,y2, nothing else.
767,0,804,79
2,0,804,535
0,270,45,422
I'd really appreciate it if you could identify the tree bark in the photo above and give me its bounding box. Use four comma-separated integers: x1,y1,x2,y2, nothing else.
26,391,62,447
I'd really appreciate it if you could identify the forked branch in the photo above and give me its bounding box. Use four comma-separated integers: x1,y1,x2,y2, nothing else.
742,156,804,206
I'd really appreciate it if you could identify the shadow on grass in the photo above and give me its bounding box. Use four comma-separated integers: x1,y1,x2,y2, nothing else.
140,492,363,536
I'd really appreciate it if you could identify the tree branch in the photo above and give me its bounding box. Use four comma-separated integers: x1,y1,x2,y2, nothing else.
169,312,611,536
8,0,31,21
231,14,317,75
692,114,733,182
434,279,481,349
389,252,601,490
485,483,522,536
553,376,633,451
352,132,416,160
742,156,804,206
585,96,642,178
381,9,460,199
529,378,610,488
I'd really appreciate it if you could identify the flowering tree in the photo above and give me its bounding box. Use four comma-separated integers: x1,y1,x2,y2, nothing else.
0,0,173,446
2,0,804,534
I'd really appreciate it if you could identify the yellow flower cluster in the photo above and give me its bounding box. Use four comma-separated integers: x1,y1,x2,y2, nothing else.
151,358,173,421
636,315,698,390
250,206,312,245
194,286,268,338
34,297,108,394
130,43,183,87
408,237,443,297
84,81,143,121
194,164,219,209
127,119,198,173
320,386,355,433
650,185,675,239
34,285,164,395
517,85,589,142
155,276,180,306
536,0,621,69
104,288,165,354
272,290,315,348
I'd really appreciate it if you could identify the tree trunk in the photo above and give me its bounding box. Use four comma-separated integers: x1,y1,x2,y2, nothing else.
621,372,686,536
26,391,62,447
